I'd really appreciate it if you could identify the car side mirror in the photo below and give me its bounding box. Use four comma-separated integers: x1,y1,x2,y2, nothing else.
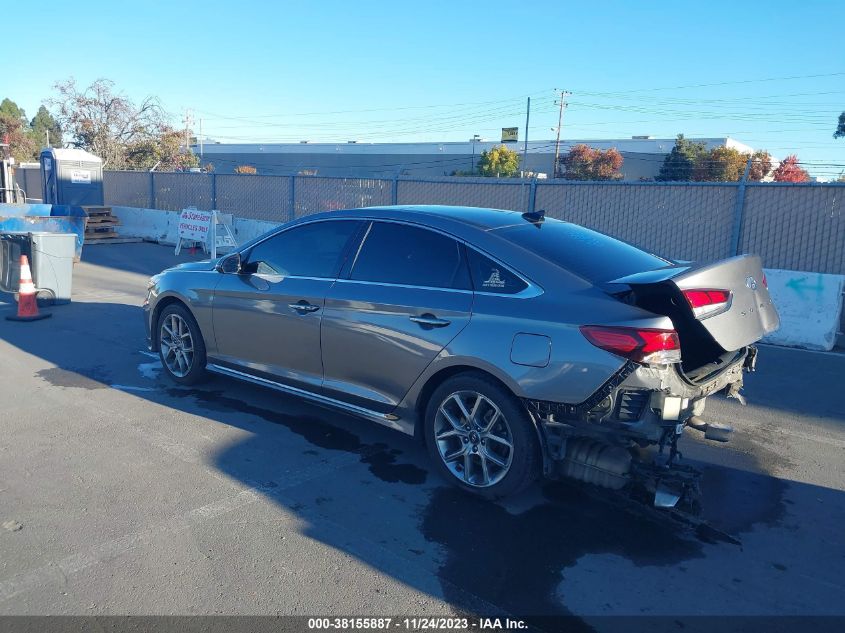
216,253,242,274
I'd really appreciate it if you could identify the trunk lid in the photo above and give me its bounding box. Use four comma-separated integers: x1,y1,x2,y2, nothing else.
611,255,780,353
668,255,779,351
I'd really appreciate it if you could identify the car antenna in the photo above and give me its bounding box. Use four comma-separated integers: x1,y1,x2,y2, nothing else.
521,208,545,226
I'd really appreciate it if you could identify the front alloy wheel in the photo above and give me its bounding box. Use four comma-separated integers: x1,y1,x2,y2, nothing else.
157,303,207,385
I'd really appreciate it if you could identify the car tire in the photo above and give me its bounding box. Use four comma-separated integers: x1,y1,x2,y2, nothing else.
157,303,208,385
424,372,540,499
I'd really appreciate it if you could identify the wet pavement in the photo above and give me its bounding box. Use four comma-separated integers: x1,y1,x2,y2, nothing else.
1,242,843,630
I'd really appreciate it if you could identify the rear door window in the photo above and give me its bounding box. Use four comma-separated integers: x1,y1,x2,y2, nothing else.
349,222,471,290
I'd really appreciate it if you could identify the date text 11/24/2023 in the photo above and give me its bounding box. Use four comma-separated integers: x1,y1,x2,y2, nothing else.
306,617,528,630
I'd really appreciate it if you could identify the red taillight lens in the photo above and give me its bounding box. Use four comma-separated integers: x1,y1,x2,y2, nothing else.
580,326,681,365
762,273,768,288
682,288,731,319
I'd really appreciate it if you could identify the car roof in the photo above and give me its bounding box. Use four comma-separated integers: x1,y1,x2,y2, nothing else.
304,205,533,232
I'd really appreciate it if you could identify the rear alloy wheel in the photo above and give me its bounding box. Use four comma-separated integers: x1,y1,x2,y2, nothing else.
157,303,207,385
425,373,540,498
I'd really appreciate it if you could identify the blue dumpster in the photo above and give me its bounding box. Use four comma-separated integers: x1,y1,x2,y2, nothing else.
0,203,88,261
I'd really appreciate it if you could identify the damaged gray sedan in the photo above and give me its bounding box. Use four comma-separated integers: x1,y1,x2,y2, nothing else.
144,206,779,507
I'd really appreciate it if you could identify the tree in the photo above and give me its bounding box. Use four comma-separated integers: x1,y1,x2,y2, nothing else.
477,144,520,177
0,98,26,122
51,78,167,168
834,111,844,139
656,134,706,181
234,165,257,174
50,78,198,170
748,150,772,181
29,105,62,148
0,112,37,162
559,144,623,180
693,146,748,182
124,127,199,171
0,98,37,161
772,155,810,182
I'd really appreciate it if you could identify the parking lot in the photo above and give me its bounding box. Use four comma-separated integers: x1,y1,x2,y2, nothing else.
1,242,844,628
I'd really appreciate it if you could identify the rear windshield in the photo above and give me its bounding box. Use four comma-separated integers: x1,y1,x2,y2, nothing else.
495,220,669,283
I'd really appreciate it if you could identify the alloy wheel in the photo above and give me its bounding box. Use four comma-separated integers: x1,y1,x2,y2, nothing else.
160,313,195,378
433,390,514,488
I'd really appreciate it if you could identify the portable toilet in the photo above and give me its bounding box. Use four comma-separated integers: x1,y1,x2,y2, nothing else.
40,148,104,206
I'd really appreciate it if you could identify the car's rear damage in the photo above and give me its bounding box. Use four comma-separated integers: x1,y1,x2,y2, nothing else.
524,253,778,515
527,348,755,512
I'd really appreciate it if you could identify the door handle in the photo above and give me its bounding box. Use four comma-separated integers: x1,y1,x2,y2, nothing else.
409,314,451,328
289,302,320,314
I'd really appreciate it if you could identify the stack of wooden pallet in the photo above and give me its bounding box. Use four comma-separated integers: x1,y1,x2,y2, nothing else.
82,206,139,245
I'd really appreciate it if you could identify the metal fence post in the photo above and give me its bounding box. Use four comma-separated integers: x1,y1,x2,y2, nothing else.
289,175,296,221
392,173,399,205
149,172,156,209
729,156,753,256
211,173,217,209
528,178,537,213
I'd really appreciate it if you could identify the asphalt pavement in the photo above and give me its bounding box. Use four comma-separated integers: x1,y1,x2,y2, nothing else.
0,242,843,631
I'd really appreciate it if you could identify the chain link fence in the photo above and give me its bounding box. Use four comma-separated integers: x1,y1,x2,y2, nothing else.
216,174,291,222
11,167,845,275
396,177,532,211
740,184,845,275
535,182,738,263
152,173,214,211
102,170,151,208
295,177,393,217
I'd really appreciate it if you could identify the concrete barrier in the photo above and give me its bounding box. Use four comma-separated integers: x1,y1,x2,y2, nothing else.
762,269,844,352
111,206,279,248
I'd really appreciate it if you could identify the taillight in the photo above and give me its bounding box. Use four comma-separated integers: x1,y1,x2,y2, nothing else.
580,326,681,365
762,273,768,288
682,288,731,319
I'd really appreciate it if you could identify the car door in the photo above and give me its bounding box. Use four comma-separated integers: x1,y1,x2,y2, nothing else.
211,219,362,392
320,221,474,413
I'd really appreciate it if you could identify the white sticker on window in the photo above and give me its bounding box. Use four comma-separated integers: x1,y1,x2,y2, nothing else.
482,268,506,288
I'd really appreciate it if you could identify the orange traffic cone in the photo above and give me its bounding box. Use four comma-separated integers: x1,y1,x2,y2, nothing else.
6,255,51,322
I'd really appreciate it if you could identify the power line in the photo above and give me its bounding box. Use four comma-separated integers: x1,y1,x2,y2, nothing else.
570,71,845,96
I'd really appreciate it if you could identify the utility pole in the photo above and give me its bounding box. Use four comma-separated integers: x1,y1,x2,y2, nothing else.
199,118,204,162
552,90,571,178
522,97,530,177
183,109,194,156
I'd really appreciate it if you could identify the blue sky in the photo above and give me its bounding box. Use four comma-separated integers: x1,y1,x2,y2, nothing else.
7,0,844,178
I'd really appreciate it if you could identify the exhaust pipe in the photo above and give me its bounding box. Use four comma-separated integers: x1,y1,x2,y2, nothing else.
687,415,732,442
558,438,632,490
